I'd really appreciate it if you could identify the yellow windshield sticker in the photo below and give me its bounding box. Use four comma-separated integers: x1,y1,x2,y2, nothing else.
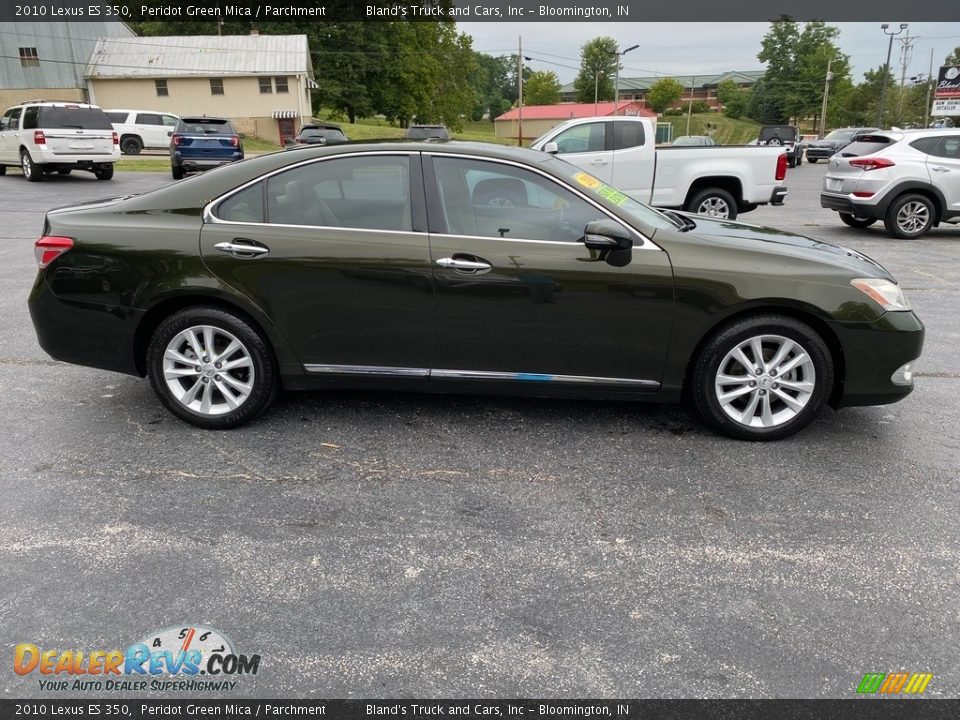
574,172,601,189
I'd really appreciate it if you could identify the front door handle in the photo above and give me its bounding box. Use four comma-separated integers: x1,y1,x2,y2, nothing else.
436,256,492,274
590,159,609,166
214,239,269,258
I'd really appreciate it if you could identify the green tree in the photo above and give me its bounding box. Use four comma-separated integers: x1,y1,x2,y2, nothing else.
717,79,751,119
469,53,514,121
573,37,619,103
524,71,561,106
845,66,898,127
945,47,960,64
756,17,801,122
646,78,685,113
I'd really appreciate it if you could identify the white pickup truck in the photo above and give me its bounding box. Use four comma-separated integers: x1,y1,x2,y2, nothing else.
530,116,788,220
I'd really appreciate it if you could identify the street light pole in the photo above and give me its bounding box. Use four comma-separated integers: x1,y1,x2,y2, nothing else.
594,71,600,116
613,44,639,114
877,23,907,128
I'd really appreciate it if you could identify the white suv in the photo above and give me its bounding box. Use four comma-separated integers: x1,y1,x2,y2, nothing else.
0,101,120,181
105,109,179,155
820,129,960,238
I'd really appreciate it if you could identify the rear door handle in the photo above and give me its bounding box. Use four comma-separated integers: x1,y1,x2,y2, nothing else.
214,239,269,258
436,256,492,274
930,166,950,173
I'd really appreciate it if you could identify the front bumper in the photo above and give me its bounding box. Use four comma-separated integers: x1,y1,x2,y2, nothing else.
806,146,838,160
833,310,925,408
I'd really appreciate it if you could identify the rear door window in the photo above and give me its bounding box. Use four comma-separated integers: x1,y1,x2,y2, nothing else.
37,107,112,130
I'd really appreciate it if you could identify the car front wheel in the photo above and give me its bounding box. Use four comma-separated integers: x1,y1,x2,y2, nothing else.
692,315,833,441
884,193,935,239
146,307,278,429
839,213,876,229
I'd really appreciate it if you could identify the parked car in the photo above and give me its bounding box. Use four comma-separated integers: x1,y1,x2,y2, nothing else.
404,124,449,141
105,109,179,155
170,117,243,180
757,125,804,167
28,142,923,440
671,135,717,146
0,100,119,181
806,127,879,163
531,116,788,220
820,129,960,238
284,123,348,149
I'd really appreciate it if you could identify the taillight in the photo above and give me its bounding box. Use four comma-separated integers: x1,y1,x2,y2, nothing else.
35,235,74,269
172,134,182,146
775,152,788,181
112,131,119,145
230,135,239,147
849,157,895,171
34,130,46,145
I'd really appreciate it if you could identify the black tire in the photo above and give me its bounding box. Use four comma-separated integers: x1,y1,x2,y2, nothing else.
883,193,936,239
21,150,42,182
788,157,796,168
796,151,803,166
839,213,876,229
94,165,114,181
691,314,834,441
147,306,278,429
57,169,72,176
0,165,6,176
807,158,818,163
687,187,738,220
120,136,143,155
171,165,185,180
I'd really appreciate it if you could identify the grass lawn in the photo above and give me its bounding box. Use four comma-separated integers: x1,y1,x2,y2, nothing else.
659,113,762,145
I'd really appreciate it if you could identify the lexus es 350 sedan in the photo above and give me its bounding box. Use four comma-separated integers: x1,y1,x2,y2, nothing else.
29,142,923,440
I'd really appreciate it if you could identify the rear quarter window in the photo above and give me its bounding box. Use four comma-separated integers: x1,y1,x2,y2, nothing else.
37,107,113,130
106,112,128,123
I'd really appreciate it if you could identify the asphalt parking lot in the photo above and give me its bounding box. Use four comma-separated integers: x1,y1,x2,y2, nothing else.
1,160,958,699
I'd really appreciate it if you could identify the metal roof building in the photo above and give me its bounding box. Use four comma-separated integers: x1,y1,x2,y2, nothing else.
560,70,766,106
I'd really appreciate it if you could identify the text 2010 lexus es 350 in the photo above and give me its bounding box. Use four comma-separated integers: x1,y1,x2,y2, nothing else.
29,142,924,440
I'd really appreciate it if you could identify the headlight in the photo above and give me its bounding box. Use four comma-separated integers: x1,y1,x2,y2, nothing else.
850,278,910,311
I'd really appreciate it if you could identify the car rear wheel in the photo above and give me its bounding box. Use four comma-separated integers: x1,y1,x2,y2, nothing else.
147,307,278,429
171,165,185,180
0,165,6,176
884,193,935,239
94,165,114,181
21,150,42,182
687,188,738,220
120,136,142,155
692,315,833,441
808,158,818,163
839,213,876,229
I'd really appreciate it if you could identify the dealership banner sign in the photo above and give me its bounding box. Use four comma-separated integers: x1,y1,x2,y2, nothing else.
932,65,960,116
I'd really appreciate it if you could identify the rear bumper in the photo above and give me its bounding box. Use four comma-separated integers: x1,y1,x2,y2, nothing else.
173,151,243,172
820,193,882,219
770,186,788,206
833,311,925,408
33,148,119,165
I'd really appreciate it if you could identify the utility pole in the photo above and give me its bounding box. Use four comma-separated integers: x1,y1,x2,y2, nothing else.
819,58,834,138
594,71,600,116
878,23,907,128
925,48,934,127
686,76,696,135
897,30,918,124
517,36,523,147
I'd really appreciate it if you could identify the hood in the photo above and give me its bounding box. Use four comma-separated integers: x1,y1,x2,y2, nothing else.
665,213,892,279
808,139,843,148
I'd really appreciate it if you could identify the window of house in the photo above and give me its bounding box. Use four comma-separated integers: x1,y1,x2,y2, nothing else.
258,77,272,94
210,78,224,95
274,77,289,94
155,80,169,97
19,48,39,68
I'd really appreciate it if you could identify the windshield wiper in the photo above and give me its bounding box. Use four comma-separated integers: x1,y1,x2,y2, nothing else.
662,209,696,231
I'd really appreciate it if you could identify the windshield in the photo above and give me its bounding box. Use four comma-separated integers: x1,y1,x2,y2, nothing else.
823,129,855,142
759,126,796,141
545,157,679,232
301,129,346,140
37,107,112,130
406,126,449,140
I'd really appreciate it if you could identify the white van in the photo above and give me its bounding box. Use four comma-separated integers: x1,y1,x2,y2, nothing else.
105,109,179,155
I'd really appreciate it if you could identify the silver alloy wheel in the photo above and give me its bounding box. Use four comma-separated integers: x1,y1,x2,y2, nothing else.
696,196,731,218
21,152,32,179
896,201,930,235
162,325,255,416
714,334,816,428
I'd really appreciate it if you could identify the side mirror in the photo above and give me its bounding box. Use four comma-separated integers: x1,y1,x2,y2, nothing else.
543,141,559,154
583,219,633,251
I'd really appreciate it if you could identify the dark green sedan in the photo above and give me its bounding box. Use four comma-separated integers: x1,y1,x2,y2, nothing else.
28,142,923,440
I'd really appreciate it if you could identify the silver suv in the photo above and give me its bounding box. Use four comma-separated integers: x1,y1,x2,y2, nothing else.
820,129,960,238
0,101,120,181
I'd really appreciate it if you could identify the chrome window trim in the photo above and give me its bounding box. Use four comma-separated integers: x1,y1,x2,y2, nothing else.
425,151,662,251
303,364,658,388
203,150,419,227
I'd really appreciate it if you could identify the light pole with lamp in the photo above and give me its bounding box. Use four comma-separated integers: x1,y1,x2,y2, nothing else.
613,44,639,114
877,23,907,128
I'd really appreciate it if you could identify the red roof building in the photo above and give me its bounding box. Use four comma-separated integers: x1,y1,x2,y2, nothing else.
494,101,655,142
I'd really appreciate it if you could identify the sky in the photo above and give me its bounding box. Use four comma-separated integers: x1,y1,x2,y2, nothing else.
457,22,960,85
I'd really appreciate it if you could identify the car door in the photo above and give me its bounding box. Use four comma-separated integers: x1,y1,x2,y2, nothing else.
927,134,960,216
135,113,165,148
548,121,613,184
424,153,674,390
0,108,23,163
610,120,654,201
200,152,434,375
